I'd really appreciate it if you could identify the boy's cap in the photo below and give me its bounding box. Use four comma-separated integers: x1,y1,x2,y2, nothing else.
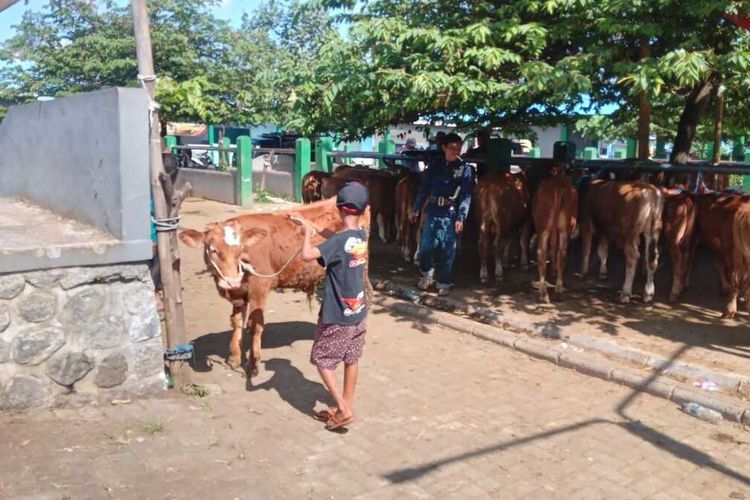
336,181,369,213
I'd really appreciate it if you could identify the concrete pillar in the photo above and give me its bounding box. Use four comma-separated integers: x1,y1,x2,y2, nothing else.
295,138,311,202
316,137,334,173
235,136,253,207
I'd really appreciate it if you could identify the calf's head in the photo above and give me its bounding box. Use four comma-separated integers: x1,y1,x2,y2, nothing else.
179,221,267,290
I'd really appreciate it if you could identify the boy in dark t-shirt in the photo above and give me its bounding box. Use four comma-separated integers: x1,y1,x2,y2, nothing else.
290,182,369,431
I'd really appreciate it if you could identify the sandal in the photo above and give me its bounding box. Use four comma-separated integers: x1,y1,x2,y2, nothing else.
313,408,336,422
325,411,355,431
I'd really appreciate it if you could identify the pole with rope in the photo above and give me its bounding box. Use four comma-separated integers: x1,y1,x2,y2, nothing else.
131,0,190,387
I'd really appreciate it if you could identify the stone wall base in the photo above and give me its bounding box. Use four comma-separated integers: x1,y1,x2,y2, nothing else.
0,263,165,411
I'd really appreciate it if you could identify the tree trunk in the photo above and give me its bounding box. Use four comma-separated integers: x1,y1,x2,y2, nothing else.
637,38,651,161
712,85,727,189
713,88,724,164
670,75,719,164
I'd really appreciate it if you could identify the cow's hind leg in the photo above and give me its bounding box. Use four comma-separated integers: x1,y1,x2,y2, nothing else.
597,236,610,280
620,239,640,304
228,304,247,369
580,220,594,277
555,230,570,296
536,230,550,303
520,221,531,272
479,222,490,283
668,240,683,303
643,233,659,303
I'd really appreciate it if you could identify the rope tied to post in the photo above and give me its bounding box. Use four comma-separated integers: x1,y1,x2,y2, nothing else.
137,73,161,124
152,215,181,232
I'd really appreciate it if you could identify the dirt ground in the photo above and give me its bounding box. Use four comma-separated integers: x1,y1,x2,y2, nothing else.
2,197,750,499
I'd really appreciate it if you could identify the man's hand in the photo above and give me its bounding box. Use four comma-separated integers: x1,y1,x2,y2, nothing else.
455,220,464,234
409,211,419,223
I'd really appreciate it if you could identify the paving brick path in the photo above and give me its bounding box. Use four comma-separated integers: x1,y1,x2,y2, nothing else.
2,198,748,499
2,290,749,498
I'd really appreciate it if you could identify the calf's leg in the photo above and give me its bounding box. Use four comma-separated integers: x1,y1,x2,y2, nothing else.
228,303,247,369
580,219,594,276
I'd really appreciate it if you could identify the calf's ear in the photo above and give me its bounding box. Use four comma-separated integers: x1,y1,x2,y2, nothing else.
242,228,268,249
179,229,204,247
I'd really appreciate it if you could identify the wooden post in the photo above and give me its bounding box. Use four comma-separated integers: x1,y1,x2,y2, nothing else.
131,0,189,387
295,138,311,202
236,136,253,207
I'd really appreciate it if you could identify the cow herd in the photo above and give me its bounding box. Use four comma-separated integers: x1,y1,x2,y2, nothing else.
303,163,750,319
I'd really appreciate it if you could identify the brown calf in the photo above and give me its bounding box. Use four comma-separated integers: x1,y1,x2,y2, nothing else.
728,202,750,318
580,180,664,303
180,199,371,376
475,172,531,283
301,171,331,203
531,175,578,303
661,189,697,303
692,192,748,298
333,167,397,243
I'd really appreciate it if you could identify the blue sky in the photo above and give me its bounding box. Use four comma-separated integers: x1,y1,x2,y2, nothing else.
0,0,259,42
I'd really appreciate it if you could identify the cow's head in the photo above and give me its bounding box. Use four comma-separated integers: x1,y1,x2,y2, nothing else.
179,221,267,290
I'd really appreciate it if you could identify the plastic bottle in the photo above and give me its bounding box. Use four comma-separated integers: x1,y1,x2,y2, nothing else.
681,402,723,424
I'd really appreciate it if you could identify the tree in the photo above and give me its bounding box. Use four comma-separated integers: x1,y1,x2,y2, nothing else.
0,0,239,124
300,0,594,139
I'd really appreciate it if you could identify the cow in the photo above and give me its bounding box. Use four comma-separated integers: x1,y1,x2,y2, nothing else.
579,180,664,303
692,192,748,298
301,171,331,204
727,202,750,319
661,189,698,303
179,198,371,376
531,173,578,303
475,172,531,283
332,166,398,243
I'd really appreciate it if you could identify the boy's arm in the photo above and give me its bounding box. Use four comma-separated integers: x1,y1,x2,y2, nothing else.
299,223,321,262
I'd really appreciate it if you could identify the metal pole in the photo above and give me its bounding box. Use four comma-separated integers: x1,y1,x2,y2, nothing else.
131,0,189,387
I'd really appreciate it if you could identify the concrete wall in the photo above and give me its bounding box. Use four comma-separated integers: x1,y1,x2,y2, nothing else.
0,263,164,411
176,153,295,205
0,88,152,271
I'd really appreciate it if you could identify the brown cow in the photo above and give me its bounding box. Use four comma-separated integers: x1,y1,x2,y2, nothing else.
332,166,397,243
661,189,697,303
692,192,748,298
580,180,664,303
302,170,331,203
532,174,578,303
475,172,531,283
727,202,750,318
180,199,371,376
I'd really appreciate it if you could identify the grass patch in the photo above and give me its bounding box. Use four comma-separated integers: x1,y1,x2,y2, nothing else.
140,420,167,434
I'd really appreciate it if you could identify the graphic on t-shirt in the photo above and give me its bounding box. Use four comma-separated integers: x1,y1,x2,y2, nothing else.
341,291,366,317
344,237,368,268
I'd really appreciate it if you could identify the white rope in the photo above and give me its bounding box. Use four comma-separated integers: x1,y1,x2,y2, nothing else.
241,248,302,279
152,215,181,232
137,73,160,126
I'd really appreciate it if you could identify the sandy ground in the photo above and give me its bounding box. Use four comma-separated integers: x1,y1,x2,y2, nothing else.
1,197,749,499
